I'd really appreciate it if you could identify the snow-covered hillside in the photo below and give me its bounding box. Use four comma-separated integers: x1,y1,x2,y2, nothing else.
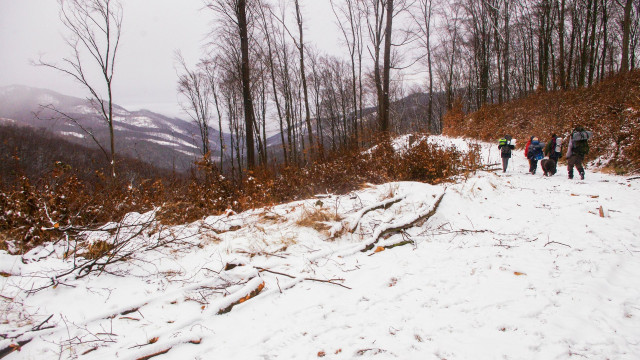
1,137,639,359
0,85,227,171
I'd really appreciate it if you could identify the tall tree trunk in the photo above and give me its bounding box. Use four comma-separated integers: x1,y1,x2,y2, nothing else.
425,0,434,130
558,0,566,89
503,1,510,102
380,0,393,133
587,0,598,86
566,2,577,87
107,83,115,178
599,0,608,81
227,97,236,179
492,1,502,104
620,0,633,73
294,0,314,160
447,22,458,110
211,81,224,172
578,0,593,87
237,0,256,170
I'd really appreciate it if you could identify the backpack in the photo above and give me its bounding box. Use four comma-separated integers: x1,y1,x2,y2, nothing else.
571,131,592,141
571,131,591,156
554,137,563,153
529,142,544,160
499,137,514,156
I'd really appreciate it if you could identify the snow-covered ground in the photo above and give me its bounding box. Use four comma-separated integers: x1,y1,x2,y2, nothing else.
1,136,639,359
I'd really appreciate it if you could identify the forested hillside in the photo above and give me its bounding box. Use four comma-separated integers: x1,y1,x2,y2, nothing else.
444,70,640,172
0,125,179,189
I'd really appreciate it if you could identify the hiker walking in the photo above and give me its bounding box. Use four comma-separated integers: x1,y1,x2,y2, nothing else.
498,135,516,172
540,134,562,176
524,136,533,169
544,133,562,162
526,137,544,175
566,125,592,180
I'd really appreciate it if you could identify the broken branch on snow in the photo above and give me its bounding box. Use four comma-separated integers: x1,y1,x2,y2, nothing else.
256,267,351,290
347,194,407,233
362,192,445,252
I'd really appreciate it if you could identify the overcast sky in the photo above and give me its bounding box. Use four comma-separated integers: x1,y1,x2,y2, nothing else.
0,0,341,119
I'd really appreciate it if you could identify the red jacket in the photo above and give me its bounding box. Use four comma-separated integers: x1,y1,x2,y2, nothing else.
524,139,532,157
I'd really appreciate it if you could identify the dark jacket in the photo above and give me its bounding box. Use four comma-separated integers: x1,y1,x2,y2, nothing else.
498,139,515,158
544,136,561,161
570,128,590,156
524,138,533,158
527,141,544,160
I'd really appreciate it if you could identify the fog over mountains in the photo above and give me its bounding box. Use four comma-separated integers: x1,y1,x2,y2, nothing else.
0,85,442,171
0,85,227,171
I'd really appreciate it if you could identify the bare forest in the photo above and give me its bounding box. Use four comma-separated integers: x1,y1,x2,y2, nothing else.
2,0,639,253
2,2,640,358
179,0,639,177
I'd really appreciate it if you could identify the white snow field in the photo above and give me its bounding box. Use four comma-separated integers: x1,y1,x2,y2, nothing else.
1,136,639,359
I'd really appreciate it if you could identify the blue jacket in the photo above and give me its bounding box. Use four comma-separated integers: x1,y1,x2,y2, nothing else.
527,141,544,160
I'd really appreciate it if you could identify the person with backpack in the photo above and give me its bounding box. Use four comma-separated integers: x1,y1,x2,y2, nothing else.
498,135,516,172
524,135,534,171
544,133,562,162
526,137,544,175
541,134,562,176
566,125,592,180
524,136,534,158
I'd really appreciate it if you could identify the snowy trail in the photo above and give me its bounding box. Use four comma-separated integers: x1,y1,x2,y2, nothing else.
1,137,640,359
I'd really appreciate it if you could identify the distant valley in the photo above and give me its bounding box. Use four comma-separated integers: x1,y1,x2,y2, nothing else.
0,85,227,172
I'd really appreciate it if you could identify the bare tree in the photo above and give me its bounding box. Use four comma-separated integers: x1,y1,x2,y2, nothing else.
331,0,365,143
411,0,435,130
177,55,212,161
257,2,289,164
207,0,257,171
535,0,555,91
362,0,387,132
36,0,123,178
294,0,315,160
558,0,567,89
203,60,226,171
619,0,634,73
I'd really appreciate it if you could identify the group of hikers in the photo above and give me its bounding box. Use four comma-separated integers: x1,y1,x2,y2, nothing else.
498,126,593,180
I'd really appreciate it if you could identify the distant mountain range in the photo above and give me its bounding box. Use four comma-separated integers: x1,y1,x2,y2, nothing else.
0,85,226,171
0,85,443,171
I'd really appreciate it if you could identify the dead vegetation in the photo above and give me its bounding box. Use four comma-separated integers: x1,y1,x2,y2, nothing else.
1,135,481,254
78,240,115,260
296,206,343,233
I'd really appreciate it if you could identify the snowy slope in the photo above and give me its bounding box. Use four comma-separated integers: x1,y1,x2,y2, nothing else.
1,136,639,359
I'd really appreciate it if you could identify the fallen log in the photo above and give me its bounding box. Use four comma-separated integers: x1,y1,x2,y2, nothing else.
348,194,407,233
369,240,415,256
0,339,32,359
217,279,265,315
362,192,445,252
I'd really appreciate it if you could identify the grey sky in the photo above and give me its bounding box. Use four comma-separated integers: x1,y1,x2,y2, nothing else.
0,0,341,119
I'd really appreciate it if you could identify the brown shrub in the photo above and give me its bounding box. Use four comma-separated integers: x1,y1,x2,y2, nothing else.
0,134,481,254
296,207,342,233
79,240,115,260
